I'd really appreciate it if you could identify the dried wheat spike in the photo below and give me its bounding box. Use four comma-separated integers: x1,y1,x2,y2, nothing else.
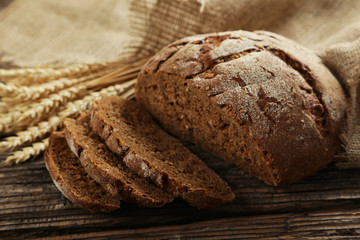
0,138,49,167
0,99,37,114
0,80,135,153
0,78,78,98
0,57,149,85
58,80,136,119
7,66,114,87
0,68,121,111
0,117,61,152
0,61,115,82
0,64,121,100
0,102,7,113
0,85,87,134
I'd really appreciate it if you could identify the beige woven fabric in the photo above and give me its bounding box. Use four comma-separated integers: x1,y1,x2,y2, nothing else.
0,0,133,67
0,0,359,167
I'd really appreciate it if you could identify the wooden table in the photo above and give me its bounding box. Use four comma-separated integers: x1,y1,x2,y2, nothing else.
1,144,360,239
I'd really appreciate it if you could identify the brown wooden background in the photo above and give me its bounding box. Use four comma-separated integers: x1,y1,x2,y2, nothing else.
1,142,360,239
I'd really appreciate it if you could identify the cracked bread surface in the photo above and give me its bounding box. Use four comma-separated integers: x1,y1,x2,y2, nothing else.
44,131,120,213
91,96,235,209
136,30,347,186
64,112,174,208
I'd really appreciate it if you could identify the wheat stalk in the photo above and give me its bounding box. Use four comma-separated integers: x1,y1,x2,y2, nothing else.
0,56,146,103
56,80,135,120
0,102,7,113
0,78,81,98
0,61,113,83
0,56,146,85
0,117,61,152
121,88,135,99
0,138,49,167
0,99,36,114
0,60,144,133
84,56,149,90
0,67,117,113
86,71,139,90
0,55,151,167
0,66,116,102
0,80,136,154
0,72,142,131
0,85,87,134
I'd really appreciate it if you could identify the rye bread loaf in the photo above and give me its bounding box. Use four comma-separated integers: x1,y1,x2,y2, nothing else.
91,96,235,209
136,30,347,186
64,112,174,208
44,131,120,213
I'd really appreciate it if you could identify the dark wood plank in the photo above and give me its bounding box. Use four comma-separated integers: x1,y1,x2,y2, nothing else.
1,143,360,238
3,207,360,239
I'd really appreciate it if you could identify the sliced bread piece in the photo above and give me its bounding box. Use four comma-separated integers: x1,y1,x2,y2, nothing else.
44,131,120,213
64,112,174,208
91,96,235,209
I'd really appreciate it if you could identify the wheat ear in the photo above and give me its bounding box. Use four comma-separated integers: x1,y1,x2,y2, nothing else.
0,85,87,134
0,99,39,114
1,70,106,102
0,57,143,85
0,60,142,133
3,58,144,98
0,118,61,152
0,102,8,113
0,80,135,153
0,78,80,98
0,138,49,167
0,61,114,82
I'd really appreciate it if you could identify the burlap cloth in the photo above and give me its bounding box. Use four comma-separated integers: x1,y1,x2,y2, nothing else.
0,0,359,168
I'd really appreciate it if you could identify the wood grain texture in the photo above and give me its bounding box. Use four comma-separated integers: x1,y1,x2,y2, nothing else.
1,144,360,238
23,208,360,239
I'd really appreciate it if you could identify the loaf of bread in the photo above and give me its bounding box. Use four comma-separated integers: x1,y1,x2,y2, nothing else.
91,96,235,209
136,30,347,186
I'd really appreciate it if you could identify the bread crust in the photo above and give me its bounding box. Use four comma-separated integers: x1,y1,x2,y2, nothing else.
136,30,347,186
44,131,120,213
64,113,174,208
91,96,235,209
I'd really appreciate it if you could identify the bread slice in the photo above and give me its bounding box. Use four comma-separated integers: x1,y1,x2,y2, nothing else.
91,96,235,209
44,131,120,213
64,112,174,208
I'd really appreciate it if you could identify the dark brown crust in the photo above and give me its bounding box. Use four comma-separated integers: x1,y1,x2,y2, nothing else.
136,30,347,186
64,113,174,208
44,131,120,213
91,97,235,209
